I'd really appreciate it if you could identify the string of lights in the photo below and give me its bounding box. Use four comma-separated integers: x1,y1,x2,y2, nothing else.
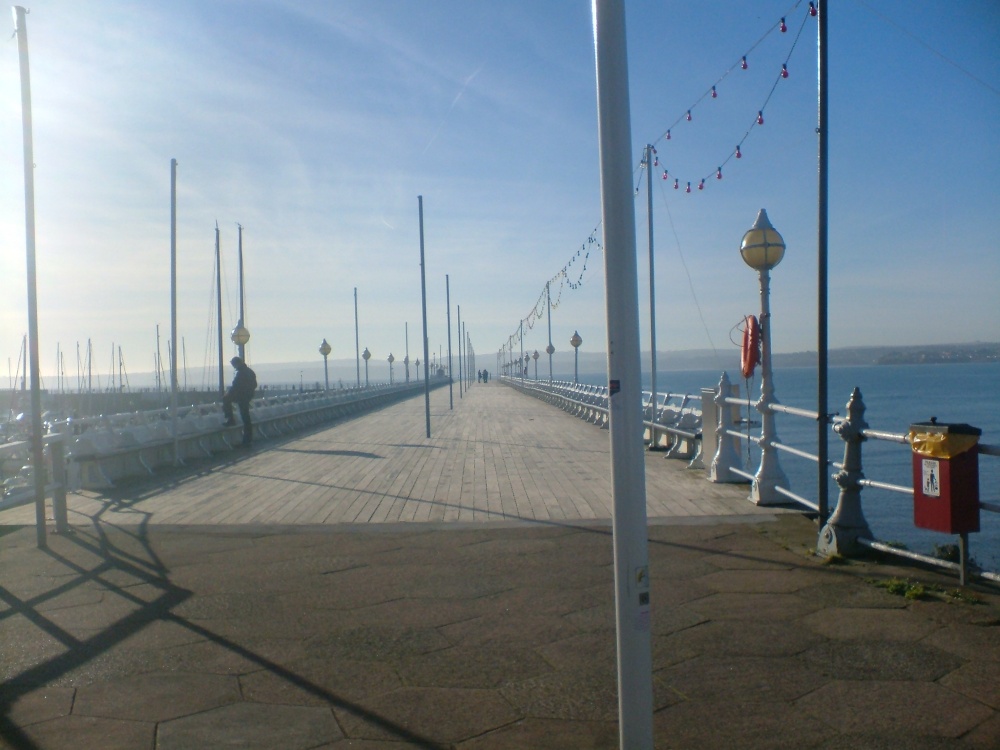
643,0,813,193
500,1,817,360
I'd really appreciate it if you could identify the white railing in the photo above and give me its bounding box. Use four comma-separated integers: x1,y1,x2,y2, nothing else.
707,376,998,585
502,377,704,463
1,381,441,508
503,372,997,585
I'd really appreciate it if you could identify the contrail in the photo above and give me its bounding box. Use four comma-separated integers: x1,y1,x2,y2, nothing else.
422,66,484,155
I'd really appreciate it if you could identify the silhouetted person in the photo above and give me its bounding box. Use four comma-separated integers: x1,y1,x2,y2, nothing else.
223,356,257,446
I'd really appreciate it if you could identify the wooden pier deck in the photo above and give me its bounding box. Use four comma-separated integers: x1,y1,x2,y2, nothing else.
2,381,781,528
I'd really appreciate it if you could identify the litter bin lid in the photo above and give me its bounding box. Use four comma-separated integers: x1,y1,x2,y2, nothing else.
909,417,982,437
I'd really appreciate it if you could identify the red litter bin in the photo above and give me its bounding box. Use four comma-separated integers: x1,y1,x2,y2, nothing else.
909,418,981,534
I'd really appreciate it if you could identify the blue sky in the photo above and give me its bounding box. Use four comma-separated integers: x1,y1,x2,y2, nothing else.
1,0,997,386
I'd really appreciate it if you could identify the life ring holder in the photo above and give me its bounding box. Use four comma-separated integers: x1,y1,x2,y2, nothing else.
740,314,760,379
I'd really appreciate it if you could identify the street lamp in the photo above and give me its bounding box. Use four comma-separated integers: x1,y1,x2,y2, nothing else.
362,347,371,387
532,350,539,380
740,208,789,505
230,323,250,360
319,338,331,390
570,330,583,384
388,353,395,385
545,343,555,383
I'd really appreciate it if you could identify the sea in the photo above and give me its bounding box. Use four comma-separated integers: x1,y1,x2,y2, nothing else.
576,362,999,573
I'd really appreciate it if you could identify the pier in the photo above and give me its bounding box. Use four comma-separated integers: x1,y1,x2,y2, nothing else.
1,383,998,748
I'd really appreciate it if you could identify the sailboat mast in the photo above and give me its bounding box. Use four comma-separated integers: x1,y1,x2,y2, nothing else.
216,224,224,395
237,223,245,361
170,159,179,463
13,5,48,547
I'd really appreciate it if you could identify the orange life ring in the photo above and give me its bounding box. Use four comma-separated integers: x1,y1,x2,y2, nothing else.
741,315,760,379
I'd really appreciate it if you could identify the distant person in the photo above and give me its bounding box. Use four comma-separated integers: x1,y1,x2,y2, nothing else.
477,369,482,383
223,356,257,446
484,369,489,383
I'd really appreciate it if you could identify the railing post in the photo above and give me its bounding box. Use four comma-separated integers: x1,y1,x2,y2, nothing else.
697,387,717,474
710,372,742,483
49,436,69,533
817,387,873,557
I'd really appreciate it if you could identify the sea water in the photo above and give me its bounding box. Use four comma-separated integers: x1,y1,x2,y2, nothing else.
575,362,1000,572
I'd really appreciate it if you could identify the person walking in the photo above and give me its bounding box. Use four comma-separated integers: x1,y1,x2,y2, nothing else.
223,356,258,446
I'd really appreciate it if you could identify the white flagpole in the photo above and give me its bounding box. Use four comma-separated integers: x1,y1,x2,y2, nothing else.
593,1,653,746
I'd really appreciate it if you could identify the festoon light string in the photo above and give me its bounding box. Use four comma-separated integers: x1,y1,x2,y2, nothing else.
502,227,601,360
639,0,813,193
503,1,817,361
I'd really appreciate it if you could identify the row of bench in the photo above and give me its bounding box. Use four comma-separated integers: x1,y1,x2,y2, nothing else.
503,378,703,459
1,382,441,503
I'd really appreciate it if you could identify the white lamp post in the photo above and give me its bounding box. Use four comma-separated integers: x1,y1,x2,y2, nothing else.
387,352,395,385
740,208,789,505
362,347,371,387
532,350,539,380
570,331,583,384
319,338,331,390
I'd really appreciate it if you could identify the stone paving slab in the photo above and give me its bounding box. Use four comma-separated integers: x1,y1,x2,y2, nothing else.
1,515,998,749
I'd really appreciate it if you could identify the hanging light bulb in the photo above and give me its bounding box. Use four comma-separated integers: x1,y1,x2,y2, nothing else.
685,182,691,193
711,85,717,98
698,179,705,190
651,146,657,154
780,17,787,32
781,63,789,79
735,145,742,159
661,170,668,180
741,56,748,70
653,156,659,167
809,2,817,17
673,178,679,190
716,167,722,180
666,129,671,140
686,110,692,121
757,111,764,125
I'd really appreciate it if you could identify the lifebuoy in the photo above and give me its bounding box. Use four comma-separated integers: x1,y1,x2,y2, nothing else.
741,315,760,379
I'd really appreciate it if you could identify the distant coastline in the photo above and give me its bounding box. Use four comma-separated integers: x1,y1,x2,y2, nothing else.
773,342,999,368
19,342,996,391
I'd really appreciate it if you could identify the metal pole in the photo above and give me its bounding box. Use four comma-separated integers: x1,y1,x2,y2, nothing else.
753,267,789,504
817,0,830,527
458,305,463,398
646,143,659,447
446,275,454,409
546,281,553,382
237,224,246,361
354,287,361,389
519,320,524,380
593,2,653,746
13,6,47,548
170,159,180,465
215,224,224,395
418,196,431,438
